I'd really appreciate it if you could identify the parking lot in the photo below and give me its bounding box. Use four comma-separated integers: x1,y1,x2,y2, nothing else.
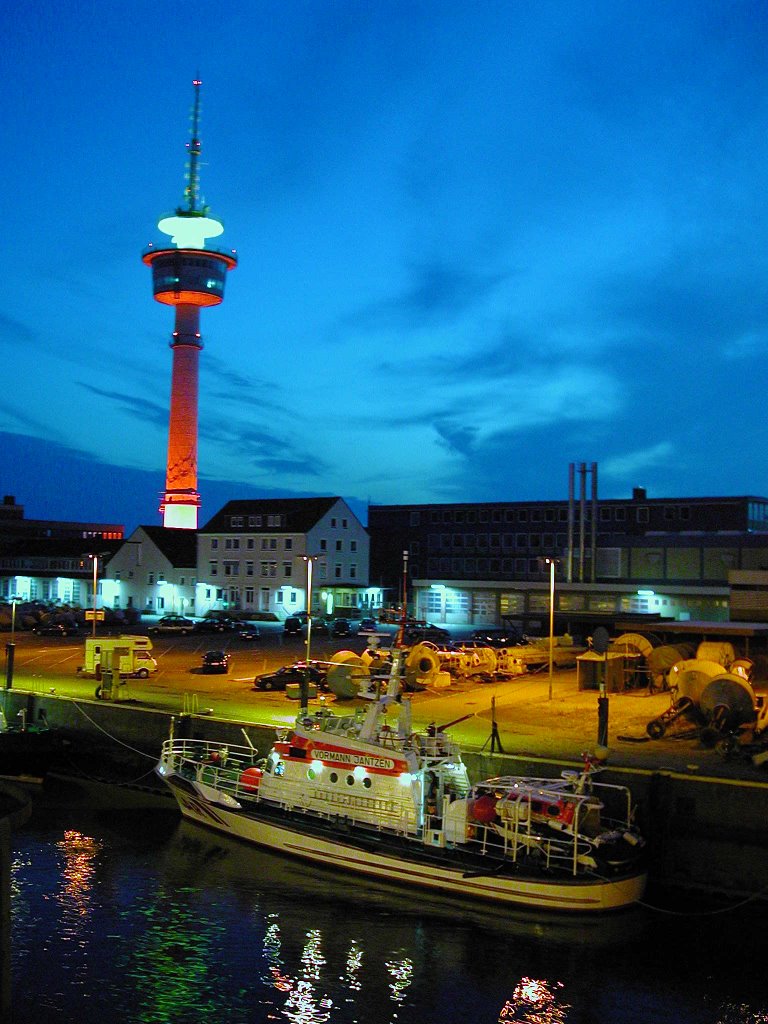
4,622,768,780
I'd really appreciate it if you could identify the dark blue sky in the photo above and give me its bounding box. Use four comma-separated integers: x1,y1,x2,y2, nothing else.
3,1,768,532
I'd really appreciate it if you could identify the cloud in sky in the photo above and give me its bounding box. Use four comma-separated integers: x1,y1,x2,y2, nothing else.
3,0,768,531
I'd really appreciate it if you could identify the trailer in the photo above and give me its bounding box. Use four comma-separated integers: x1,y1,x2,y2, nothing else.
78,636,157,679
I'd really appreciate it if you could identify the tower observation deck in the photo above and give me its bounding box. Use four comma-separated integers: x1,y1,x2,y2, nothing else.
142,79,237,530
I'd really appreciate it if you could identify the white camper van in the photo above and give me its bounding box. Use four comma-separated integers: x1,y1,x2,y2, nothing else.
80,636,157,679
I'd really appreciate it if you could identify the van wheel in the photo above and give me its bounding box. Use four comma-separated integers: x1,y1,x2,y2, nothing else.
137,668,149,679
95,685,102,699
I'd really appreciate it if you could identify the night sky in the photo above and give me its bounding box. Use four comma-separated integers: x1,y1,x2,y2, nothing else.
3,1,768,532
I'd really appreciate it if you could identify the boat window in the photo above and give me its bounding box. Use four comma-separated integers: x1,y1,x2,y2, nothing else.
363,778,372,789
346,775,354,786
329,772,338,783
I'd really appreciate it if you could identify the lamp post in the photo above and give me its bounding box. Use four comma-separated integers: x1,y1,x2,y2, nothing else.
545,557,557,701
91,555,99,639
396,550,409,648
301,555,320,713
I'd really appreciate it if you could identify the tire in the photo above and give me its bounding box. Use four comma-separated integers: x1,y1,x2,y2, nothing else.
646,719,666,740
263,680,274,691
95,685,102,699
136,668,149,679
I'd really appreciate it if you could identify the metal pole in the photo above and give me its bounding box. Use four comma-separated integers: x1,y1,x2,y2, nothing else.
591,461,598,583
567,463,574,583
579,462,586,583
397,550,408,648
301,556,314,713
92,555,98,639
548,559,555,701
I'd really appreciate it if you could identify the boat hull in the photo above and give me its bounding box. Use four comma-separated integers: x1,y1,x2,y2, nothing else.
164,774,646,913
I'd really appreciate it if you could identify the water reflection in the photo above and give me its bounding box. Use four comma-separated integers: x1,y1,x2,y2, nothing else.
498,978,569,1023
56,829,100,917
9,779,768,1024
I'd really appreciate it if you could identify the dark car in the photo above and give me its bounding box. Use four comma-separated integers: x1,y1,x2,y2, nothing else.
403,622,450,643
150,615,195,636
200,650,231,674
358,617,378,633
237,623,261,641
283,616,303,636
253,663,325,692
331,618,354,638
193,617,237,634
470,629,522,647
33,622,79,637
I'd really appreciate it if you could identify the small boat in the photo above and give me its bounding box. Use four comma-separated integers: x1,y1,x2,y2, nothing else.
0,707,64,783
156,653,646,913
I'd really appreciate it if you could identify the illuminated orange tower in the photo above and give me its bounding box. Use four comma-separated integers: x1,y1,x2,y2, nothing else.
142,79,236,529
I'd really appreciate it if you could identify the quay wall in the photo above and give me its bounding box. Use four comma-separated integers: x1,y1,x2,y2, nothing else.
6,691,768,900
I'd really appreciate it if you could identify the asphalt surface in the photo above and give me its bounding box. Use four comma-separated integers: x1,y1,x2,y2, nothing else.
4,624,768,782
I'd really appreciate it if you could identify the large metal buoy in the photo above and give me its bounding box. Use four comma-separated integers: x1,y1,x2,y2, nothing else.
698,674,757,746
326,651,370,700
405,643,444,690
668,659,726,704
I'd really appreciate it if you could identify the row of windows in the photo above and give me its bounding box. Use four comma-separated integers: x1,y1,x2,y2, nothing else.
411,504,700,526
211,537,293,551
416,508,569,525
208,561,358,580
428,533,566,550
320,539,357,552
210,536,358,553
228,514,285,528
226,515,352,530
426,557,550,575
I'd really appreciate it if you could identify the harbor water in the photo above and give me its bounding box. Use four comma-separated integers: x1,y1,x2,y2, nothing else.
8,775,767,1024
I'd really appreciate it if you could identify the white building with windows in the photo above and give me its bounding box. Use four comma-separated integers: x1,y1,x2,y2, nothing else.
102,526,197,615
196,497,380,619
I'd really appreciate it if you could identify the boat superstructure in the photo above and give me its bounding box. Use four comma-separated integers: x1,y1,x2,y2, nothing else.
157,653,646,912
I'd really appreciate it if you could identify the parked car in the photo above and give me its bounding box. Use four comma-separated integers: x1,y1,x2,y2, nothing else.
200,650,231,674
150,615,195,636
253,663,326,692
283,616,303,636
358,617,378,633
193,617,237,634
403,623,450,642
470,629,522,647
33,622,80,637
237,623,261,641
331,618,354,638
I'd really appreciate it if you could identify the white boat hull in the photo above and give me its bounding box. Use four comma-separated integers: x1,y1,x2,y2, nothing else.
167,777,646,913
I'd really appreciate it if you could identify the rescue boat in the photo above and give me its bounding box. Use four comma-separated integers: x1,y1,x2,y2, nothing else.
156,652,646,913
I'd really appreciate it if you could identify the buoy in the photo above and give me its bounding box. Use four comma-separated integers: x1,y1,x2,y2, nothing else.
240,767,262,791
468,795,498,823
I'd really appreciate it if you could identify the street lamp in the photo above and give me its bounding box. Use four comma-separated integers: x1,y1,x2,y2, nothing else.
91,555,99,639
544,557,558,701
300,555,321,713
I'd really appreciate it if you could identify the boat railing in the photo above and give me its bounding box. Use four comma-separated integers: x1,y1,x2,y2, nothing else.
160,737,262,799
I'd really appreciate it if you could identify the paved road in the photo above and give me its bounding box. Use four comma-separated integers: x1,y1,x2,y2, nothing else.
4,627,768,782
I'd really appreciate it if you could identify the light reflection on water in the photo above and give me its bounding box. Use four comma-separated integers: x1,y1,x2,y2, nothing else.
8,777,768,1024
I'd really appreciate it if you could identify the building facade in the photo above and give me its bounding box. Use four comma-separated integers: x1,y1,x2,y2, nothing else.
0,495,123,609
102,526,197,615
196,497,380,619
368,491,768,630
